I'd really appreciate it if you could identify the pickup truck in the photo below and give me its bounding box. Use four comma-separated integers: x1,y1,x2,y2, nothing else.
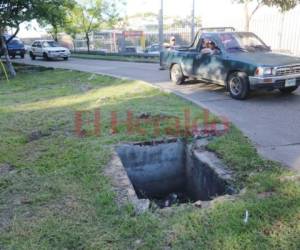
161,27,300,100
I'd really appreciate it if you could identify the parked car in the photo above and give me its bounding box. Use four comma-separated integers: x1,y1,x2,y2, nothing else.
0,35,25,59
162,27,300,100
29,40,70,60
121,46,144,55
145,43,160,56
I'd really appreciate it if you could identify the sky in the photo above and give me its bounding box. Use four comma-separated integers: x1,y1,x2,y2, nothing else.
126,0,241,18
17,0,283,38
125,0,245,27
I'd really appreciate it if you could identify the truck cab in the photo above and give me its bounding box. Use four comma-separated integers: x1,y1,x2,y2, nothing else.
162,27,300,100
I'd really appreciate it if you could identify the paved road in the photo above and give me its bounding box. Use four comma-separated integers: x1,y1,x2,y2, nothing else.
13,56,300,171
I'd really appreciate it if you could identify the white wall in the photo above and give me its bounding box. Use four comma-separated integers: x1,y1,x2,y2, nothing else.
251,5,300,56
198,0,300,56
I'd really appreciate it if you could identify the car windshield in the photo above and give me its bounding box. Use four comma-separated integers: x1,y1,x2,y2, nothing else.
218,33,269,52
42,41,60,47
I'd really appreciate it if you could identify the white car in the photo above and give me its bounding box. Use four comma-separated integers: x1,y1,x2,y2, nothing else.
29,40,70,60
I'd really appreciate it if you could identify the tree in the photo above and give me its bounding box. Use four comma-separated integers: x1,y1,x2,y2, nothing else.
171,16,202,28
102,0,125,29
65,0,103,53
38,1,74,41
0,0,34,77
0,0,74,77
65,0,124,52
64,8,81,51
234,0,300,31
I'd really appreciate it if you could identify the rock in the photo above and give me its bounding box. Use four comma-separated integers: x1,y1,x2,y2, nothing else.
163,193,178,208
257,192,275,199
194,200,202,208
79,85,93,92
193,139,209,151
134,239,142,246
133,199,150,214
88,74,96,80
193,123,229,138
27,130,50,142
137,112,151,119
279,175,300,182
0,164,16,176
209,194,236,207
98,96,110,103
239,188,247,195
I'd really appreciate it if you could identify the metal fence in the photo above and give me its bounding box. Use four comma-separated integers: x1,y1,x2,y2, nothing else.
72,6,300,56
73,24,201,53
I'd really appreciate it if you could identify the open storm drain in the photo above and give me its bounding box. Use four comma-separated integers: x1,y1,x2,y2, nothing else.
107,139,235,211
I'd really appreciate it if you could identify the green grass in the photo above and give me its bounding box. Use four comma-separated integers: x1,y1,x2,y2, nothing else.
0,68,299,249
71,52,159,63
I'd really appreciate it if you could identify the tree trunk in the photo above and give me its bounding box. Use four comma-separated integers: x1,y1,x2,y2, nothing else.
53,26,58,42
244,3,250,32
73,40,76,52
0,34,16,78
86,33,90,53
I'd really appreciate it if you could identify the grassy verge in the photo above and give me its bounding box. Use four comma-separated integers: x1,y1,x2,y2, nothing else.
71,52,159,63
0,68,299,249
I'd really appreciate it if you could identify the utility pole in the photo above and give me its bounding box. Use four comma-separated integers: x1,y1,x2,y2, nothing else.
159,0,164,68
191,0,195,43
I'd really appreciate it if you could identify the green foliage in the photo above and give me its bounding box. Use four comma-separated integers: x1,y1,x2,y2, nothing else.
101,0,126,29
65,0,103,51
234,0,299,11
0,0,74,31
36,0,75,41
65,0,124,51
264,0,300,11
0,0,32,30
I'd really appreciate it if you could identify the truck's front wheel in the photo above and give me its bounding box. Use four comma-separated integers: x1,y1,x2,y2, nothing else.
228,72,250,100
170,64,185,85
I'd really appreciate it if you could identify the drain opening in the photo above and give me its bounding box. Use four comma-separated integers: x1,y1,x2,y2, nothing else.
116,139,233,208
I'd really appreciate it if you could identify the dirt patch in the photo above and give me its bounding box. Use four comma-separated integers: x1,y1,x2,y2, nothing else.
14,64,54,73
26,130,51,143
0,164,16,176
136,112,177,120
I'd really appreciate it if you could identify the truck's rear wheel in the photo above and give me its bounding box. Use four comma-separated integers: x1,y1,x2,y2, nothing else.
170,64,185,85
279,86,298,94
228,72,250,100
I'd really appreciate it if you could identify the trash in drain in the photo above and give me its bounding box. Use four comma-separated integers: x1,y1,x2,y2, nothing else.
116,139,234,209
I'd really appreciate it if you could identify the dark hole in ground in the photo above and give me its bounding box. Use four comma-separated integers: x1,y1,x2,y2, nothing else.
117,139,233,208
